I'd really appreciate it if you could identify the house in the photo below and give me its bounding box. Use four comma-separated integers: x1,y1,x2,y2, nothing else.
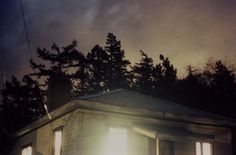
13,89,235,155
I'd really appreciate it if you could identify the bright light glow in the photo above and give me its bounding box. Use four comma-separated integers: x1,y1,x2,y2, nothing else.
202,143,211,155
196,142,201,155
21,146,32,155
54,130,62,155
196,142,211,155
106,128,127,155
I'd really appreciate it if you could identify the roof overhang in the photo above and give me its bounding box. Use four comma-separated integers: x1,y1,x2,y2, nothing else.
13,97,236,138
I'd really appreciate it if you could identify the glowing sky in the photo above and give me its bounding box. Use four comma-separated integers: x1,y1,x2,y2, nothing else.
1,0,236,82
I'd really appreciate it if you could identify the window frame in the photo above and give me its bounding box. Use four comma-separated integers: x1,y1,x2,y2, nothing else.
52,126,63,155
195,142,213,155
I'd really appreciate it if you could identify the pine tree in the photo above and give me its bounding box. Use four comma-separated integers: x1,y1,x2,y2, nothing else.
87,45,110,93
153,54,177,98
212,60,236,97
159,54,177,84
0,75,44,133
30,41,88,96
30,40,85,79
132,50,154,94
105,33,131,90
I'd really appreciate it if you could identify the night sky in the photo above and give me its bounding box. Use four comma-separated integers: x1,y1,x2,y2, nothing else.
1,0,236,84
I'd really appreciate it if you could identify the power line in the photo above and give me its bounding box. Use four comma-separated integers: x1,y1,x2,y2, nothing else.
19,0,32,59
0,2,6,85
0,32,6,85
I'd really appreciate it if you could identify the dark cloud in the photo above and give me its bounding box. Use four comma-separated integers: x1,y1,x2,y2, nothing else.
1,0,236,83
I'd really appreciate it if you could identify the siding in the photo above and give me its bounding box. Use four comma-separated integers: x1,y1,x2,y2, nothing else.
36,125,51,155
14,108,233,155
214,142,232,155
174,142,195,155
14,131,37,155
77,112,108,155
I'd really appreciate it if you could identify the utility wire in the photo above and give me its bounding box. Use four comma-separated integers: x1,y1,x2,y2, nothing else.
0,1,9,137
19,0,51,122
19,0,32,59
0,30,5,85
0,2,6,85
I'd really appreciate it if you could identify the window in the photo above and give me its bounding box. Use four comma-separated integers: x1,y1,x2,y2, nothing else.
196,142,212,155
106,128,127,155
53,128,63,155
21,145,32,155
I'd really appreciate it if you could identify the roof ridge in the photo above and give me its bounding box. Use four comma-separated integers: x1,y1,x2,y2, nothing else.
125,90,235,121
77,89,124,99
77,88,236,121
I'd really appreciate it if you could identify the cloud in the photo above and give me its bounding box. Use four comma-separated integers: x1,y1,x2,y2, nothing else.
1,0,236,81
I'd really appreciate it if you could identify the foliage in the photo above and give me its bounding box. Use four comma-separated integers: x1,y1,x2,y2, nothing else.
0,75,44,133
132,50,155,94
87,45,110,93
30,40,85,79
177,60,236,115
1,33,236,152
105,33,131,90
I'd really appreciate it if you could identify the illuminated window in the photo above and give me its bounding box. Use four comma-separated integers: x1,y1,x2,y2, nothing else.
21,145,32,155
53,128,63,155
106,128,127,155
196,142,212,155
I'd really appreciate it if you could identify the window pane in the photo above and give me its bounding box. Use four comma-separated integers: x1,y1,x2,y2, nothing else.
196,142,201,155
106,128,127,155
54,130,62,155
202,143,211,155
21,146,32,155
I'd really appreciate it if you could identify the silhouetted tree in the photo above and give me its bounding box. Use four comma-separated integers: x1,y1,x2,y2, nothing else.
87,45,110,93
177,59,236,116
0,75,44,133
132,50,154,94
30,40,88,96
159,54,177,84
153,54,177,99
30,40,85,80
211,60,236,97
202,60,236,115
175,66,208,108
105,33,131,90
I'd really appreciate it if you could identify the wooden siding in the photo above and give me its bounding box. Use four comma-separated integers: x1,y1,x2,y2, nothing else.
14,108,233,155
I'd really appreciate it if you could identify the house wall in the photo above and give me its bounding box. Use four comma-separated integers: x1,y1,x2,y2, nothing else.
214,142,232,155
14,108,233,155
174,141,195,155
14,130,37,155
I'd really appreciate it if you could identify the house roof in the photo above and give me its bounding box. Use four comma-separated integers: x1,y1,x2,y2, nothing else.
14,89,236,138
78,89,232,121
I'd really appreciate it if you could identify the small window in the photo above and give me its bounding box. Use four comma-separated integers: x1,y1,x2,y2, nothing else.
196,142,212,155
106,128,127,155
21,145,32,155
53,128,63,155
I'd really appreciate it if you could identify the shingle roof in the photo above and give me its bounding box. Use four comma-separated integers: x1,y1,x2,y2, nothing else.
15,89,235,138
78,89,232,121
